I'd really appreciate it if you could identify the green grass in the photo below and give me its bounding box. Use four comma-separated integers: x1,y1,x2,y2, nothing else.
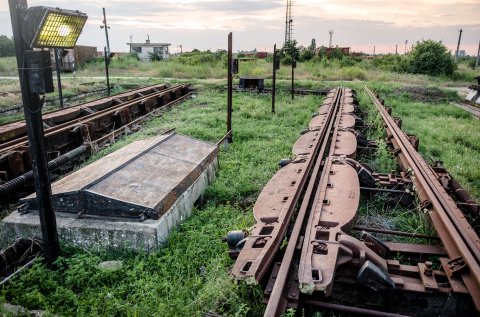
1,89,322,316
0,54,479,316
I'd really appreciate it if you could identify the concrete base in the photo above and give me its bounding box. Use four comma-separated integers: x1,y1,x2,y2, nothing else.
2,159,217,252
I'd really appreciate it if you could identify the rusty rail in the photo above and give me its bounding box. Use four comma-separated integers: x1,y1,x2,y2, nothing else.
231,89,343,283
365,86,480,310
0,84,191,202
228,86,479,316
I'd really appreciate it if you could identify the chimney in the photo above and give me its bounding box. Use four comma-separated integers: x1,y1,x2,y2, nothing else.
146,34,150,44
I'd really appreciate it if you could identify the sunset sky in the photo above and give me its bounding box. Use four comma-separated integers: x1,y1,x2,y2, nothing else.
0,0,478,54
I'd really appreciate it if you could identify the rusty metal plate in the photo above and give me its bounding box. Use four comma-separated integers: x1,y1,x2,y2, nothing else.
309,114,328,129
340,103,355,114
293,131,321,156
0,122,26,143
299,159,361,295
318,104,332,115
338,114,356,129
43,108,82,124
333,130,357,158
232,159,310,282
21,132,217,219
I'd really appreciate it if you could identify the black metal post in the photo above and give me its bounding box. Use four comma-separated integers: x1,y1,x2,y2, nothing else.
8,0,59,262
291,46,295,100
272,44,277,114
102,8,111,53
455,29,463,63
104,47,111,96
475,40,479,69
227,32,233,143
54,49,64,108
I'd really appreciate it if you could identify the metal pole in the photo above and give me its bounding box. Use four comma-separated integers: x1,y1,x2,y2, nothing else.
227,32,233,143
455,29,463,63
8,0,60,262
54,49,63,108
291,46,294,100
395,44,398,55
104,47,111,96
102,8,110,54
272,44,276,114
475,40,480,69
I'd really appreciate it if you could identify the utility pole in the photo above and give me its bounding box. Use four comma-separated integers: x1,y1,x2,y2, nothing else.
227,32,233,143
129,35,133,53
404,40,408,54
272,44,277,114
373,46,375,56
101,8,112,95
455,29,463,63
476,40,480,69
101,8,111,54
104,47,110,96
329,30,334,48
53,49,64,108
291,45,295,100
395,44,398,55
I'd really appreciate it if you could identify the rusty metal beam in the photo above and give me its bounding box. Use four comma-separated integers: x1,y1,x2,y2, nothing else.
365,86,480,310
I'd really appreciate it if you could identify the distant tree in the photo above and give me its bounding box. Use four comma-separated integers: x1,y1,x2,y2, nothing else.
0,35,15,57
317,46,327,58
300,48,314,62
407,40,455,76
281,40,300,65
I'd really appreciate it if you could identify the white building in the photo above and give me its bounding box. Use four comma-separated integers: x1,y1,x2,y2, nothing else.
127,39,171,61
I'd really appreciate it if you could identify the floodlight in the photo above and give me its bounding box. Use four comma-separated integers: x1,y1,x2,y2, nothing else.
22,6,87,48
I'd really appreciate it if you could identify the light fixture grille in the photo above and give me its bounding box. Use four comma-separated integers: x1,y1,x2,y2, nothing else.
34,11,87,48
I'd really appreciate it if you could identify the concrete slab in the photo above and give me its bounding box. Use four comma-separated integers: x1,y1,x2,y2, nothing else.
2,132,218,251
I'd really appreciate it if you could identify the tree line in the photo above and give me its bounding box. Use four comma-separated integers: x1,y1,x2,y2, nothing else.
0,35,15,57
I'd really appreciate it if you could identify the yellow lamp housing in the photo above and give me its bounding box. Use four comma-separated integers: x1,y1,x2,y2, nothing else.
22,6,88,48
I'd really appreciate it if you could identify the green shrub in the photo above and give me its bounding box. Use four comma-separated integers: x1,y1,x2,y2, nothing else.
407,40,455,76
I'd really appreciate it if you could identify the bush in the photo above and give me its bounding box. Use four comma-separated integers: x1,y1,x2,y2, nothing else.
300,49,314,62
406,40,455,76
372,54,408,73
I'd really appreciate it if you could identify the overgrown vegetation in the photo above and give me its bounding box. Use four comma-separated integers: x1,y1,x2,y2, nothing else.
0,40,479,315
1,90,323,316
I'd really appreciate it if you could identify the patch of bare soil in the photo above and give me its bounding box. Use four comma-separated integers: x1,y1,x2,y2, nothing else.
389,86,455,103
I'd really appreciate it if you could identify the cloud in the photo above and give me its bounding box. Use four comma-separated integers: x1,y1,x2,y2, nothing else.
0,0,478,54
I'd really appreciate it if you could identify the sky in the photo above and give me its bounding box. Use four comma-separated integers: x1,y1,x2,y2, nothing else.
0,0,479,55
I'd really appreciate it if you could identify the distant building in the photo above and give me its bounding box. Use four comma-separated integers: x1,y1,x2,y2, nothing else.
127,39,170,61
458,50,466,58
50,45,97,72
316,47,351,57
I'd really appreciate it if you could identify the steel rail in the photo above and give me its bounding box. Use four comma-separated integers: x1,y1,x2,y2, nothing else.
0,83,167,127
365,86,480,309
302,300,411,317
0,84,188,153
263,88,344,316
231,89,341,282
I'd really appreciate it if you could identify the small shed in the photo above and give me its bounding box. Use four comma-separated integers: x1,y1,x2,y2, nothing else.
128,39,170,61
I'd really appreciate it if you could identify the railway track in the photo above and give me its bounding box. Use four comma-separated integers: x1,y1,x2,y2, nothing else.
226,87,479,316
0,83,192,202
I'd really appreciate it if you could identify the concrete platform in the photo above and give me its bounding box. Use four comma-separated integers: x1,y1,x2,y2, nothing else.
2,132,218,251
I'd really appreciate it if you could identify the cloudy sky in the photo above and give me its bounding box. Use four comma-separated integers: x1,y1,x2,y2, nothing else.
0,0,479,54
